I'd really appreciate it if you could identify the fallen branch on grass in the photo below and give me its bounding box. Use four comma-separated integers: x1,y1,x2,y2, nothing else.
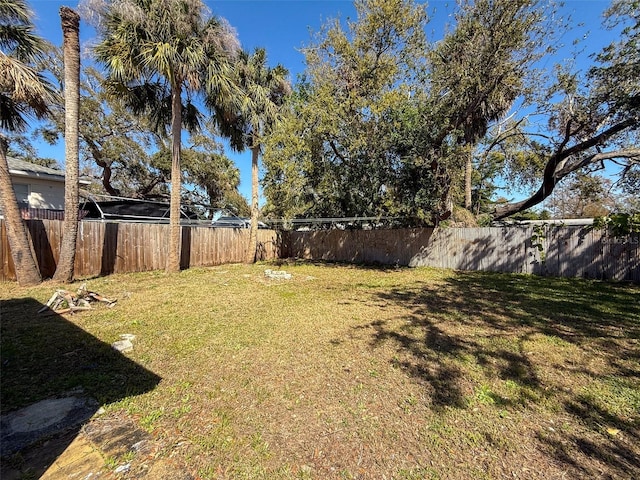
38,283,117,315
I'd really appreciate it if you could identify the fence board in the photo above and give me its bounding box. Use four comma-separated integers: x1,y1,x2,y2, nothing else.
1,221,10,281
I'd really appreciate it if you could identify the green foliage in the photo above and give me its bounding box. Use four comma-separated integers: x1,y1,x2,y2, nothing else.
480,130,551,197
38,60,162,197
93,0,242,270
428,0,542,142
231,48,290,150
151,142,247,216
263,0,435,223
510,209,548,221
229,48,290,260
263,0,554,225
36,60,246,211
589,0,640,120
592,213,640,236
493,0,640,220
530,223,547,263
470,149,506,215
0,0,56,133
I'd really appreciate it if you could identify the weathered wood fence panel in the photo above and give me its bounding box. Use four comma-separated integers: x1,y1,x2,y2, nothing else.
287,226,640,282
0,220,280,282
3,220,638,282
284,228,435,266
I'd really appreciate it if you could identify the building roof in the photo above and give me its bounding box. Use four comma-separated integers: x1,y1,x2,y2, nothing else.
7,157,91,185
7,157,66,181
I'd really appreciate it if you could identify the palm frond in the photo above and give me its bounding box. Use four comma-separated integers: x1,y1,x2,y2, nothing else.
93,0,246,155
0,51,56,131
0,0,32,24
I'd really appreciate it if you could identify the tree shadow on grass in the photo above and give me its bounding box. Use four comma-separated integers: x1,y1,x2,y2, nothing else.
1,297,161,477
367,316,472,408
360,271,640,477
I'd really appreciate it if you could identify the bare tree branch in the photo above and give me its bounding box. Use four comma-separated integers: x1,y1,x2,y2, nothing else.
556,148,640,178
493,118,639,219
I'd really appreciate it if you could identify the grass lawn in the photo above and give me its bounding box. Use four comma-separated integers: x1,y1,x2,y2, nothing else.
1,262,639,479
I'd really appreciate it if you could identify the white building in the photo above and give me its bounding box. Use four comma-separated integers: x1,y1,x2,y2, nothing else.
5,157,91,219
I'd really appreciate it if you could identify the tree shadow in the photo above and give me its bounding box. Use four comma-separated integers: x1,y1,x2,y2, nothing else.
561,396,640,468
357,271,639,476
27,219,57,278
366,316,471,408
286,226,639,281
180,226,192,270
286,228,436,266
1,297,161,477
100,221,119,276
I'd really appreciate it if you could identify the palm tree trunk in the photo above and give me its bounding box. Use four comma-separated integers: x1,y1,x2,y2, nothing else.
0,139,42,285
54,7,81,283
167,84,182,272
464,148,473,210
245,145,260,264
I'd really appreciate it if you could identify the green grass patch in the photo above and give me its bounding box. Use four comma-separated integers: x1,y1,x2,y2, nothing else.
1,263,639,479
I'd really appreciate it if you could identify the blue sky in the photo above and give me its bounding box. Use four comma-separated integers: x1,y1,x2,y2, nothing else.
27,0,618,202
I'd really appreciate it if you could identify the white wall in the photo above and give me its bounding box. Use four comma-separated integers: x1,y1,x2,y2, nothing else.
12,177,65,210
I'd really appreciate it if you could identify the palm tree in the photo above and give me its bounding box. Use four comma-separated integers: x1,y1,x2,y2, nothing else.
53,6,80,283
0,0,55,285
233,48,289,263
429,0,534,213
93,0,239,272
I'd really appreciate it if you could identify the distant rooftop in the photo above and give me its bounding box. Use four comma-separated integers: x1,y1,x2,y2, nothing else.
8,157,91,185
7,157,65,181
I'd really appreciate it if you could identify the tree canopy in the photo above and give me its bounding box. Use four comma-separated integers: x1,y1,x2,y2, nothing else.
38,60,246,214
491,0,639,220
262,0,639,226
6,0,639,240
263,0,431,223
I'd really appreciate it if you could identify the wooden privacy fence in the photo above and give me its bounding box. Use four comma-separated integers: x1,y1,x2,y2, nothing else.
2,221,638,282
0,219,280,282
285,226,640,282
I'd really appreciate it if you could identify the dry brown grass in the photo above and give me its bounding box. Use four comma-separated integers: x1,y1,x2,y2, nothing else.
2,262,639,479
